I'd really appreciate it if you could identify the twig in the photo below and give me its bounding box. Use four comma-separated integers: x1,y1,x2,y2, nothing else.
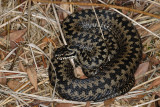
31,0,160,19
0,1,27,18
133,98,160,107
98,0,160,39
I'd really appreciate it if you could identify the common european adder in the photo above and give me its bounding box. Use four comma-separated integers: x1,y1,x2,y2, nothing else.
48,9,142,102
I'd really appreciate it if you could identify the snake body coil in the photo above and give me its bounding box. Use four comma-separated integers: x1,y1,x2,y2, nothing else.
48,9,142,102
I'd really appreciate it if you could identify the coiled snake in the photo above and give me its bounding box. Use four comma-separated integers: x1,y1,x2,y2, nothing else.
48,9,142,102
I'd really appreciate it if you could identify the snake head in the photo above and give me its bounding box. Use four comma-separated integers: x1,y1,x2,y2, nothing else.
54,45,76,60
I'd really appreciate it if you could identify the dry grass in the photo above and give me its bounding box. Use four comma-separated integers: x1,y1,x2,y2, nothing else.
0,0,160,107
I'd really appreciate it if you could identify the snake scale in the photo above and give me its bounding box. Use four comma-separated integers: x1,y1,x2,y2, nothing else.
48,9,142,102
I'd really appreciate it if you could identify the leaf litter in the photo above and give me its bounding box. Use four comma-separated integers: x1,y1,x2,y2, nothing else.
0,0,160,107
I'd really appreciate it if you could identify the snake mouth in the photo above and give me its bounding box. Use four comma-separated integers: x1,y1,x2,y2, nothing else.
54,45,77,60
55,51,77,60
56,55,76,60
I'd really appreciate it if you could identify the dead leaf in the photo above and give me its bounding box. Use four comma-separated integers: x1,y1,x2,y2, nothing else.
19,61,26,72
2,29,27,49
134,62,149,78
10,29,26,49
155,95,160,107
150,56,160,66
142,53,147,60
148,6,160,14
0,50,5,60
141,22,160,36
7,80,21,91
9,29,26,42
147,78,160,90
27,67,38,91
58,0,70,21
77,1,93,9
42,37,57,48
40,19,47,27
155,40,160,49
56,103,73,107
104,98,115,107
42,55,47,68
29,100,50,106
85,101,90,107
0,72,7,85
156,92,160,98
6,104,16,107
135,1,145,11
60,0,70,19
158,101,160,107
75,66,87,79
